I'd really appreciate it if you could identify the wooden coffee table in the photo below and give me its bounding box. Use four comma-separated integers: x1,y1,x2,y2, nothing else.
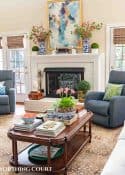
8,111,92,175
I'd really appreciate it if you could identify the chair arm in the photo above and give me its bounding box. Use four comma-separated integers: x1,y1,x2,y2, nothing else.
84,91,105,110
8,88,16,113
109,96,125,127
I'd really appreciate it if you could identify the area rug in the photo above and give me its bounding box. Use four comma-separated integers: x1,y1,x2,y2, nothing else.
0,114,122,175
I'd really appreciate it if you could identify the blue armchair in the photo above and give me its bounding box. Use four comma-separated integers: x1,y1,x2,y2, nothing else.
85,70,125,128
0,70,15,114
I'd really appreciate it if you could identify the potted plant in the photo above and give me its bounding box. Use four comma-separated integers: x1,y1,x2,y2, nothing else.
74,21,102,53
91,42,99,54
30,25,51,55
55,87,76,120
58,97,75,113
77,80,91,102
32,45,39,56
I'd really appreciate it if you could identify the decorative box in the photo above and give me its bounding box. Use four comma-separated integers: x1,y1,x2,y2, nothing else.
28,91,43,100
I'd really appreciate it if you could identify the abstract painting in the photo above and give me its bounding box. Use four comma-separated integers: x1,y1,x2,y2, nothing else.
48,0,82,49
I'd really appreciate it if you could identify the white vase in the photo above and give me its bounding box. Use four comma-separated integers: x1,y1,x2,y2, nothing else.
91,49,99,54
72,48,76,54
32,51,38,56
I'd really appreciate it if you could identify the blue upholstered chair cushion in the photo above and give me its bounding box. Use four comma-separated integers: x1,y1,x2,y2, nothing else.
0,85,6,95
86,100,110,116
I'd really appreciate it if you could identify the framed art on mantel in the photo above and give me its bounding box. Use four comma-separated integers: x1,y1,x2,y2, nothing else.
48,0,83,49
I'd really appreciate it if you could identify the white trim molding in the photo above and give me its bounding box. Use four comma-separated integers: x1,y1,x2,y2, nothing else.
106,24,125,82
30,53,105,94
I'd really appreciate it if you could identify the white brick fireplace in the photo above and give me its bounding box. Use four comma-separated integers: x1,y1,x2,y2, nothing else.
30,53,105,95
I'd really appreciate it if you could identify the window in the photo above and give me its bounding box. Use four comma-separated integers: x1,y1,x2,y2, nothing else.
113,28,125,69
7,36,25,94
0,33,29,102
8,49,25,94
0,37,3,69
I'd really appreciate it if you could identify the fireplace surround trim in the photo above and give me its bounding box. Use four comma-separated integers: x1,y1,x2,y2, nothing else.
30,53,105,94
44,67,84,73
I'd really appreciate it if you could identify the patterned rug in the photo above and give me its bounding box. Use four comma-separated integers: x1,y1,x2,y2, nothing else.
0,114,122,175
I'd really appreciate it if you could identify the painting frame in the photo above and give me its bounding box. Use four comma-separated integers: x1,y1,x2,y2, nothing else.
48,0,83,50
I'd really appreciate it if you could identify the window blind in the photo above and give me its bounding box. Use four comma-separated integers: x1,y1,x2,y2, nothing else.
113,28,125,44
7,36,24,49
0,37,2,49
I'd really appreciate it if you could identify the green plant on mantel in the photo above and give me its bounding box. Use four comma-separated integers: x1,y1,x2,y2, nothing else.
91,43,99,49
32,45,39,51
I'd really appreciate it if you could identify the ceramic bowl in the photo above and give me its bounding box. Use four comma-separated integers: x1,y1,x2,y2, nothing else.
22,113,36,124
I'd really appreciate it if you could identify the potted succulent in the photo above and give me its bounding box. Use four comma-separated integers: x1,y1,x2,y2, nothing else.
77,80,91,102
91,42,99,54
56,87,76,120
32,45,39,56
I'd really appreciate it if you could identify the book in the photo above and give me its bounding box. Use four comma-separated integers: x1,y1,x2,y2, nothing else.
34,120,65,137
14,119,42,132
63,114,78,125
78,109,87,118
29,144,61,159
35,125,65,137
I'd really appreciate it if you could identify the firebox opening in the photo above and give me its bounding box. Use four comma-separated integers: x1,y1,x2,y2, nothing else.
44,67,84,97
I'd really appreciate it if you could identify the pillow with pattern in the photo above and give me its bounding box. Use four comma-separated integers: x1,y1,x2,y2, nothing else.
0,85,6,95
0,81,5,86
103,83,123,101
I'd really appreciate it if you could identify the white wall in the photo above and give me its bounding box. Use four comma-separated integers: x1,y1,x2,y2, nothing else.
0,0,48,32
84,0,125,52
1,0,125,52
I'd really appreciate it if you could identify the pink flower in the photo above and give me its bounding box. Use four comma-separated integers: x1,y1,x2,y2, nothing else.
56,89,61,95
56,87,64,95
60,87,64,93
64,87,70,95
56,87,75,97
71,89,75,94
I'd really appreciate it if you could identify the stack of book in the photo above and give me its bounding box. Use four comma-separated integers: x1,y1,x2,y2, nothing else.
28,144,62,160
34,120,65,137
14,119,42,132
63,114,78,125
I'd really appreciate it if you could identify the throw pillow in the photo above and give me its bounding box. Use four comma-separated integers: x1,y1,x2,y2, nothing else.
103,83,123,101
0,85,6,95
0,81,5,86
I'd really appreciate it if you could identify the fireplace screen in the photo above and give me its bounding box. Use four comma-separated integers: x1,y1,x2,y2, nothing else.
44,68,84,97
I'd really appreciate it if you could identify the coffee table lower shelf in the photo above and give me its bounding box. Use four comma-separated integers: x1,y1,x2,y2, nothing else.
9,132,90,174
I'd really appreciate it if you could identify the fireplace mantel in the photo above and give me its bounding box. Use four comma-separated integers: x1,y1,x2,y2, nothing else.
30,53,105,94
